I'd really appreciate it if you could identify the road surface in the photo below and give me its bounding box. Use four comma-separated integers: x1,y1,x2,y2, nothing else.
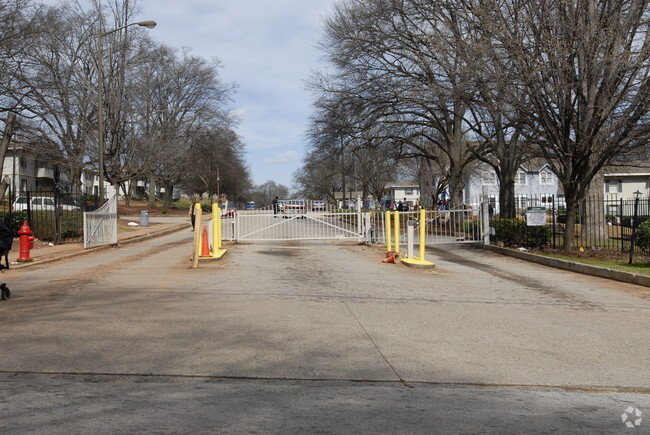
0,231,648,433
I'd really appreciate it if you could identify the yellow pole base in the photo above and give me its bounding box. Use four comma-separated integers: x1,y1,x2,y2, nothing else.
401,258,435,269
199,248,228,261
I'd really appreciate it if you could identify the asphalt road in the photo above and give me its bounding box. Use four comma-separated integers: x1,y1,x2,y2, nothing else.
0,230,648,433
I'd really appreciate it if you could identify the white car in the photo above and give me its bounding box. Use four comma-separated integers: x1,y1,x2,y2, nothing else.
284,199,307,214
311,200,326,211
13,196,81,211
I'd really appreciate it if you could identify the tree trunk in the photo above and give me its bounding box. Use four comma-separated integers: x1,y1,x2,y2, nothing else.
164,183,174,208
499,177,516,219
581,173,607,244
148,174,156,207
448,167,465,209
0,113,16,200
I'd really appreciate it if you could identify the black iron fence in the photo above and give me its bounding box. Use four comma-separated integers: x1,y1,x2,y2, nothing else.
488,195,649,253
0,190,100,242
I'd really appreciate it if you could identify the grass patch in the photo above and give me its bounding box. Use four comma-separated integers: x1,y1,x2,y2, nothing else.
536,252,650,276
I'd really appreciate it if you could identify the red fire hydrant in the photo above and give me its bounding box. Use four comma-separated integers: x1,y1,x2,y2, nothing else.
17,221,35,262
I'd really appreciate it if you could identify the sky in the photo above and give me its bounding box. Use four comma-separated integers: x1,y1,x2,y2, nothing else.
133,0,337,188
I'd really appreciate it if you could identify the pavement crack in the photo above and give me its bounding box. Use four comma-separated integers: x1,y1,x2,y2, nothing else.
342,301,410,387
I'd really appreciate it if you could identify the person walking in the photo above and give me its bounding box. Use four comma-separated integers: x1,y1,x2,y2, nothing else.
273,196,279,216
188,199,197,231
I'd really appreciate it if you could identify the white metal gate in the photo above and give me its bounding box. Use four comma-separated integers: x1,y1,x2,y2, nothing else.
373,206,487,246
227,205,370,242
83,195,118,248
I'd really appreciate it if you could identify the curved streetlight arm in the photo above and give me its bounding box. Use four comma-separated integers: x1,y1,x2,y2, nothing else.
100,20,157,37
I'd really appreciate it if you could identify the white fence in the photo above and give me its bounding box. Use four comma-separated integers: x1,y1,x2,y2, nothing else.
223,203,370,242
221,202,486,245
372,208,484,246
83,195,118,248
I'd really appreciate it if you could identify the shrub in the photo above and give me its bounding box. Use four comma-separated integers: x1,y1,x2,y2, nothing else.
636,220,650,251
491,218,551,248
0,211,28,234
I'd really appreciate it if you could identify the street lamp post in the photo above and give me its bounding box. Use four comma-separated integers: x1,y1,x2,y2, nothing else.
97,20,156,203
340,136,346,209
628,190,643,264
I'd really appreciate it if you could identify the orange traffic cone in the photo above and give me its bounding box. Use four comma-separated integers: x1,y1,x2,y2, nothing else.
382,253,396,264
200,225,211,257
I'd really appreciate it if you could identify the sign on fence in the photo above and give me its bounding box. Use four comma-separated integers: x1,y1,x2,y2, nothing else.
526,207,547,226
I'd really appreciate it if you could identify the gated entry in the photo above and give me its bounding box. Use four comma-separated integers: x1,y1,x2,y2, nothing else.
224,200,488,245
227,206,370,242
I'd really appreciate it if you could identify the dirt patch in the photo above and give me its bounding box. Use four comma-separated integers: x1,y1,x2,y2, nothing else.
117,200,188,217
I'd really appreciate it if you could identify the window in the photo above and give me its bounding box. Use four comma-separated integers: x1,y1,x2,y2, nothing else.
606,179,622,193
515,171,527,185
540,169,554,185
20,157,27,168
482,171,496,185
405,188,413,195
515,195,527,209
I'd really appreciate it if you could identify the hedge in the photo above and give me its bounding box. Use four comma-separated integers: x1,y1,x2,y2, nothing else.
490,218,551,248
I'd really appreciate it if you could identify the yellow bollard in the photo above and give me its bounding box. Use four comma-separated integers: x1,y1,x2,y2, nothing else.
419,208,427,260
385,210,392,254
401,208,435,268
207,203,227,260
394,211,400,255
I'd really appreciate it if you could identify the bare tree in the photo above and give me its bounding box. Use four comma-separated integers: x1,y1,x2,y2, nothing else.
14,4,98,191
320,0,480,207
478,0,650,248
183,124,251,204
247,180,289,208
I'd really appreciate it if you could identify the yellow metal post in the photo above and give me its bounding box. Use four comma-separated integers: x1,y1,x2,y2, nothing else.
191,203,202,269
401,208,435,268
385,210,392,253
206,203,227,260
419,208,426,260
394,211,400,255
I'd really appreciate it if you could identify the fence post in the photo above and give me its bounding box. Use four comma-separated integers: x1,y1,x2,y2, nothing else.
482,186,490,246
552,195,556,249
357,195,362,238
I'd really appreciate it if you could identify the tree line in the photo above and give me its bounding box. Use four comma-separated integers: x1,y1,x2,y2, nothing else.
0,0,251,207
299,0,650,249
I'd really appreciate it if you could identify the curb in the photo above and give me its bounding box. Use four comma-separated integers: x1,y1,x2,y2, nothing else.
10,224,189,269
482,244,650,288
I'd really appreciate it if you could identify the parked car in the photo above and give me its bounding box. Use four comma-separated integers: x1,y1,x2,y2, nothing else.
284,199,307,214
245,201,256,210
13,196,81,211
221,204,236,218
311,200,326,211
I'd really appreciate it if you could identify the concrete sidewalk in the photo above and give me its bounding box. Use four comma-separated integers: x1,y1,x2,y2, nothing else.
7,216,191,268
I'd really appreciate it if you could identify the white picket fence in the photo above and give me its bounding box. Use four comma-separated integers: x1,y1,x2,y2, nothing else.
83,195,118,248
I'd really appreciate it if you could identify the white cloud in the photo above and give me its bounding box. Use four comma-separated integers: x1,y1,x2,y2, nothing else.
264,150,300,164
136,0,337,184
38,0,337,186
